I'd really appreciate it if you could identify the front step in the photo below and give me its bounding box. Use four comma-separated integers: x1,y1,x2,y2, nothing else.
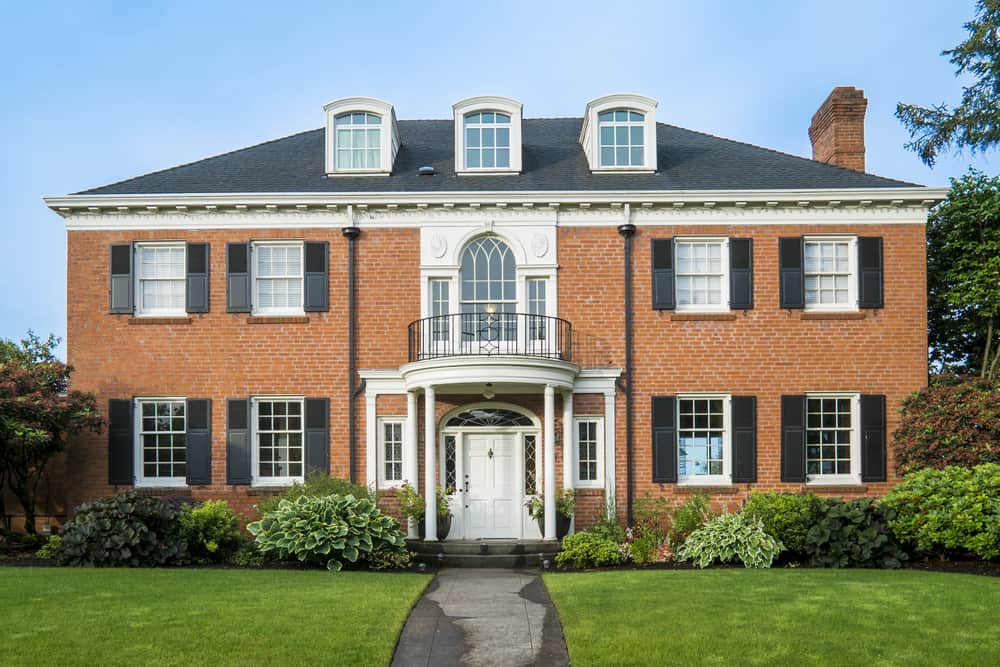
408,539,561,569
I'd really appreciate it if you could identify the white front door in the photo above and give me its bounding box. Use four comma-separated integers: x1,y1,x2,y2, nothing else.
464,433,518,539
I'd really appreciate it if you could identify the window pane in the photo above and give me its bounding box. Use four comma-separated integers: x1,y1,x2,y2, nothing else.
600,126,614,145
630,126,643,145
600,147,615,166
466,128,480,148
496,149,510,168
482,128,494,148
631,147,643,165
466,149,480,168
483,150,495,168
466,113,480,124
598,111,613,122
496,128,510,148
495,113,510,123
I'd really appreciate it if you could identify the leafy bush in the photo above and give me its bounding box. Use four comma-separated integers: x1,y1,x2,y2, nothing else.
743,491,822,559
628,528,665,565
894,376,1000,473
395,483,453,520
178,500,243,564
634,492,672,540
256,472,373,515
227,539,267,567
805,498,906,569
555,530,623,569
247,494,408,571
677,512,783,569
57,491,188,567
668,492,716,546
881,464,1000,559
525,488,575,520
36,534,61,559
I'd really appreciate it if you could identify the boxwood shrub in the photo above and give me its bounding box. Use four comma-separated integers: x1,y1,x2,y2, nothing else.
178,500,243,564
555,530,623,569
742,491,822,560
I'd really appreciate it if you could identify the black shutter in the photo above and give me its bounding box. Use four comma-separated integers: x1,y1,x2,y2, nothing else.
303,242,329,312
860,394,887,482
651,396,677,483
729,238,754,310
109,244,133,314
780,395,806,482
226,243,251,313
731,396,757,483
858,237,884,309
108,399,133,485
226,399,251,484
186,399,212,485
304,398,330,476
186,243,210,313
651,238,675,310
779,237,805,309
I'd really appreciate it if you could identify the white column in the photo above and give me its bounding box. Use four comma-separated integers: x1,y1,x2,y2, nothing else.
406,391,419,539
423,386,437,541
604,390,617,516
562,391,574,488
544,385,557,540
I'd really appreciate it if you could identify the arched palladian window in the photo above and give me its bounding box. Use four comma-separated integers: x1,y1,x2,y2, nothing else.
598,110,645,167
460,237,516,314
445,407,534,428
335,112,381,169
464,112,511,169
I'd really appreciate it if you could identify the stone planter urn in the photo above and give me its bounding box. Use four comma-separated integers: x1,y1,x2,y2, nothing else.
536,513,572,540
418,514,453,541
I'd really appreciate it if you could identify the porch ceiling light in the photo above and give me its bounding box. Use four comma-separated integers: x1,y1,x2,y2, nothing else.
484,303,497,315
483,382,496,400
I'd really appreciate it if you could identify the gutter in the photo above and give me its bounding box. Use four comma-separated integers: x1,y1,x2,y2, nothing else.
618,213,636,527
342,223,361,483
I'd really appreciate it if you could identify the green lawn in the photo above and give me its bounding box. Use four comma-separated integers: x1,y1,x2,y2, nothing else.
544,569,1000,667
0,567,431,667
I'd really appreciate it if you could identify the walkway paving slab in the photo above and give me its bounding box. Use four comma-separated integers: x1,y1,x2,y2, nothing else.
391,568,569,667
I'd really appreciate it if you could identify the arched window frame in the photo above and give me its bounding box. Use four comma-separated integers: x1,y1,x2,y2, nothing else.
579,93,658,173
323,97,399,175
453,96,523,175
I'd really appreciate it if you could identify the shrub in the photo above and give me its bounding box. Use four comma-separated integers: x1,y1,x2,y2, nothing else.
628,528,665,565
742,491,822,559
805,498,906,569
247,494,408,571
57,491,188,567
677,512,783,569
227,539,267,567
894,376,1000,473
178,500,243,564
881,464,1000,560
36,534,61,559
256,472,373,515
395,483,452,521
668,492,716,546
525,489,575,520
555,530,623,569
634,492,672,540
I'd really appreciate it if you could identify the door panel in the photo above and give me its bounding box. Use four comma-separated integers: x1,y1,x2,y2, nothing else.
464,433,519,538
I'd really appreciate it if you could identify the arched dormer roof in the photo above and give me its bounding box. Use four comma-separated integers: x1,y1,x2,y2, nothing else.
579,93,658,173
452,95,523,175
323,97,400,176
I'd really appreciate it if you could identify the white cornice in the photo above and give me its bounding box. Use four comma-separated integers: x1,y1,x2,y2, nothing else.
44,186,947,219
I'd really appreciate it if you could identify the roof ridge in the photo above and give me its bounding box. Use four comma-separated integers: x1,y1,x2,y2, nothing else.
656,121,918,187
74,127,324,195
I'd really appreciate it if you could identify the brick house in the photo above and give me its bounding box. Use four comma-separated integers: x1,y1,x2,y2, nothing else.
42,87,945,540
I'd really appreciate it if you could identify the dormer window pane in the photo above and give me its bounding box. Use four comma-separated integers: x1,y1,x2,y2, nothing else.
463,112,512,170
598,109,645,167
334,113,381,169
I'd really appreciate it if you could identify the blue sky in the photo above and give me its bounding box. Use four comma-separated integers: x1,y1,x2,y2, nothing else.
1,0,995,355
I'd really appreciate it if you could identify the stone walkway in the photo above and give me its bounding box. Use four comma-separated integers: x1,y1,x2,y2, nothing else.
391,568,570,667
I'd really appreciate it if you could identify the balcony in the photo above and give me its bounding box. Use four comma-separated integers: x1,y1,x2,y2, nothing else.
407,312,572,363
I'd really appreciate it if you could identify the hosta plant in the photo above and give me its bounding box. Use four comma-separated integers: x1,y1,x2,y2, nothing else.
677,512,783,569
247,494,408,571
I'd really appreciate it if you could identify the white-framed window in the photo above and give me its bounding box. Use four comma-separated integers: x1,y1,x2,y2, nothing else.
677,395,731,485
430,278,450,342
804,236,857,310
252,397,304,486
675,238,730,311
252,241,303,316
378,418,405,488
527,278,547,341
574,417,604,487
335,112,382,170
135,243,185,316
806,393,861,484
598,110,645,167
135,398,187,487
464,112,511,169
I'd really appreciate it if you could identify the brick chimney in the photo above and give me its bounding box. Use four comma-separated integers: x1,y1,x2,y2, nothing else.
808,86,868,172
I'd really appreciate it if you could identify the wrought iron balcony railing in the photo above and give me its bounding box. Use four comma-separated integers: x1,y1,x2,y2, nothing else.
408,312,572,363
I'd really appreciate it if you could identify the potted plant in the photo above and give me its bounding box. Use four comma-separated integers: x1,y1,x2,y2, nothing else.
396,483,454,540
525,489,575,539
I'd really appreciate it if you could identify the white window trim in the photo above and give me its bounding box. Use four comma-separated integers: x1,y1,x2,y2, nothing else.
250,396,306,487
323,97,398,176
134,396,188,488
674,237,731,313
251,240,305,317
453,96,523,175
803,235,859,312
377,417,406,489
677,394,732,486
134,242,186,317
573,416,605,488
579,93,658,173
804,392,862,486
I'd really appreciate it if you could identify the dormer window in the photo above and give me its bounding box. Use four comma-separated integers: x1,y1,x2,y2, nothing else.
453,96,522,175
598,110,645,167
580,93,658,173
324,97,398,176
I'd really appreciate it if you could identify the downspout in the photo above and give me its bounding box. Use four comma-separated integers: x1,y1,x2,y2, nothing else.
617,211,636,527
342,219,361,483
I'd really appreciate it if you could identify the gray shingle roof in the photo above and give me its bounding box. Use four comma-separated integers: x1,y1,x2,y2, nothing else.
77,118,917,195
